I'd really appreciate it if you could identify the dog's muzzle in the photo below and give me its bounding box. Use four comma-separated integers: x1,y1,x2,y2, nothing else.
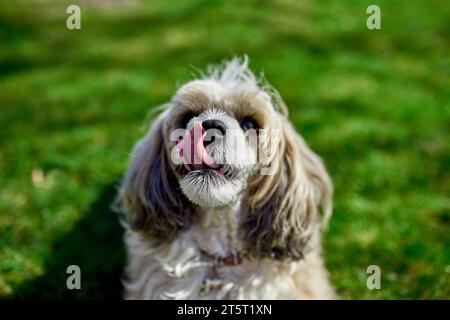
178,121,225,172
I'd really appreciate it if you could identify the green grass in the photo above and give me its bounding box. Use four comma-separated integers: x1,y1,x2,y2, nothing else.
0,0,449,299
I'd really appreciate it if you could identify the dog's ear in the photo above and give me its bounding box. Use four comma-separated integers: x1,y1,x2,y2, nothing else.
119,112,193,241
243,118,332,260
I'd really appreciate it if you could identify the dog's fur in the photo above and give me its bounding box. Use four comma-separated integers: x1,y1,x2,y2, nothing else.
118,57,335,299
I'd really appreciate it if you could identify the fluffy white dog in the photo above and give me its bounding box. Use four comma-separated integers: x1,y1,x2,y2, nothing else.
118,57,335,299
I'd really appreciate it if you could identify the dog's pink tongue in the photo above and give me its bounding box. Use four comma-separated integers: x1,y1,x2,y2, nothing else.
180,123,218,170
194,123,218,168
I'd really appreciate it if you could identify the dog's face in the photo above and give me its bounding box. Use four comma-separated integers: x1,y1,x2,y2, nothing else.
165,79,278,208
120,58,332,259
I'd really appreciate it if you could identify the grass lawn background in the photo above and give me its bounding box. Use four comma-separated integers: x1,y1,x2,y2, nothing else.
0,0,449,299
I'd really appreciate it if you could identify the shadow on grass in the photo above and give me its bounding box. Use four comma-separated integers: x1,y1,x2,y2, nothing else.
9,182,125,299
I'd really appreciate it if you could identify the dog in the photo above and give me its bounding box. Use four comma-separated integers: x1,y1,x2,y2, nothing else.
118,57,335,299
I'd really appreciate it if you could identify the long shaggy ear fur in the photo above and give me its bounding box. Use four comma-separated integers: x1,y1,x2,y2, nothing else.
243,117,332,260
119,112,193,241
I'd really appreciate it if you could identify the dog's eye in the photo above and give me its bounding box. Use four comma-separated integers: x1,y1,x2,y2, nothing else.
180,111,196,128
240,117,259,131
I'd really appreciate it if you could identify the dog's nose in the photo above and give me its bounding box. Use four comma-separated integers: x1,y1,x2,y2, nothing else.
202,119,226,147
202,119,226,135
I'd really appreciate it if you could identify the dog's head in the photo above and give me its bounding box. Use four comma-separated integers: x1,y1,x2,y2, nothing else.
120,57,332,259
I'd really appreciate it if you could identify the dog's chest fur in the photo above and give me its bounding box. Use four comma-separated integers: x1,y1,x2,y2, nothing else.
123,204,335,299
192,201,243,258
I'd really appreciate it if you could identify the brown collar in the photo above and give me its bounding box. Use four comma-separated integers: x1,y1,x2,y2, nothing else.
199,251,246,295
201,250,245,267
